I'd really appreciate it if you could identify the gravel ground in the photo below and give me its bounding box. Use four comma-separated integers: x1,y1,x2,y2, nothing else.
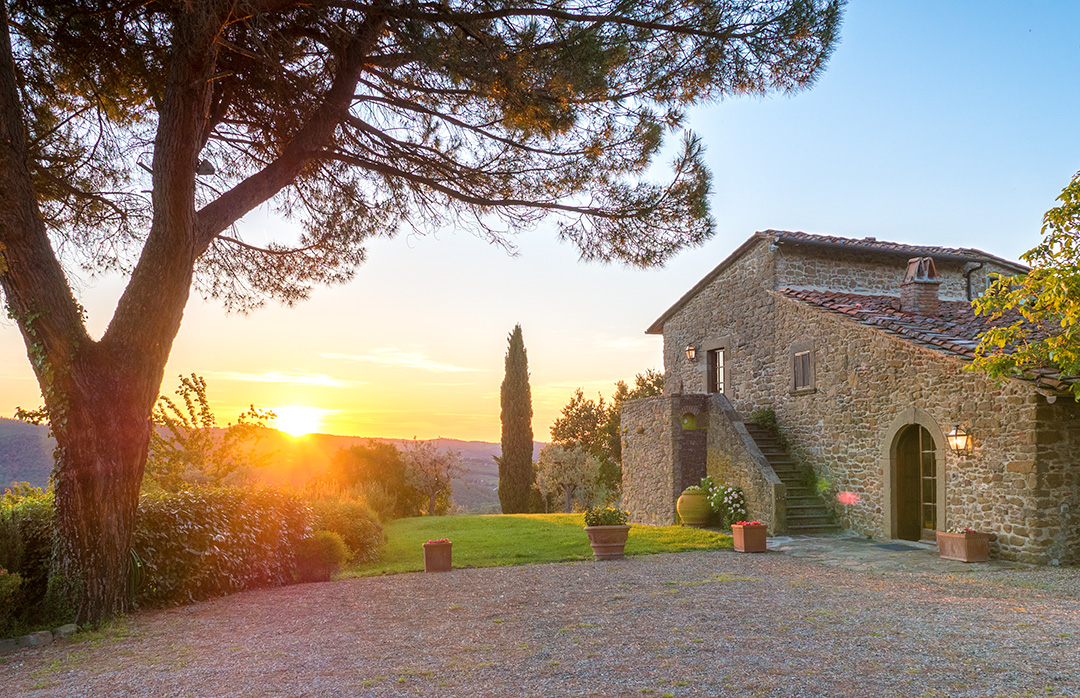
2,550,1078,697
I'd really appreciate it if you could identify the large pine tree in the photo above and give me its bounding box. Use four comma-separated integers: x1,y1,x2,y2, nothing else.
498,324,534,513
0,0,841,623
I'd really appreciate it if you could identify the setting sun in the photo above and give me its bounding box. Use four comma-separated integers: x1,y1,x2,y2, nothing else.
272,406,327,437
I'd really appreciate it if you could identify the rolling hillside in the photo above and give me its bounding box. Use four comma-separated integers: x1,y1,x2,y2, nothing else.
0,418,538,513
0,418,54,487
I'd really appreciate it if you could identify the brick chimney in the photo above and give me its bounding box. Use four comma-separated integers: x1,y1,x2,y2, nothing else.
901,257,940,315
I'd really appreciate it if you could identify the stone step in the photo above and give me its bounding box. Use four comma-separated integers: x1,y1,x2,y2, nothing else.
786,514,833,525
787,497,826,507
786,523,843,534
787,502,831,513
743,416,843,538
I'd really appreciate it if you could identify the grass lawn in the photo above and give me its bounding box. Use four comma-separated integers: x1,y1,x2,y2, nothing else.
345,513,732,576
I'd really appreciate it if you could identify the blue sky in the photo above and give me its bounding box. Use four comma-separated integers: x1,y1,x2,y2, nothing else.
1,1,1078,441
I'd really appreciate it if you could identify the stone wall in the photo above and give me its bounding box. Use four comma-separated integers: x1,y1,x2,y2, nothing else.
774,245,1016,301
621,395,709,526
1031,399,1080,565
621,396,677,525
705,393,787,534
770,293,1078,564
661,239,777,414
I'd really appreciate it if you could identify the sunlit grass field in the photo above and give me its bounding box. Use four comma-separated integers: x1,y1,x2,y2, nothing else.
345,513,732,576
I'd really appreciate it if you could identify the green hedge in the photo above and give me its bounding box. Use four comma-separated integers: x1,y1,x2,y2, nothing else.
0,485,55,634
310,498,384,563
2,485,386,630
294,530,349,583
133,488,313,605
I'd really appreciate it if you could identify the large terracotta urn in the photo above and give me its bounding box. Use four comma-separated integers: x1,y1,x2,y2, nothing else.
676,488,711,527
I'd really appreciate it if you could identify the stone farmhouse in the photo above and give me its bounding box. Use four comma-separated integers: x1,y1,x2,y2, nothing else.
622,230,1080,564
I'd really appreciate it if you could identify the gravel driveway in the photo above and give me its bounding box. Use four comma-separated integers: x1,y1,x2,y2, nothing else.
2,550,1078,697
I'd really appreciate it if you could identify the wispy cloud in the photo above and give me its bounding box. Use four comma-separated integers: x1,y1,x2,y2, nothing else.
322,350,481,374
205,371,366,388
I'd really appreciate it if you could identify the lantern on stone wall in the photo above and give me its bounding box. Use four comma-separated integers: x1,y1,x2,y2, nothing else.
684,344,696,361
946,425,972,454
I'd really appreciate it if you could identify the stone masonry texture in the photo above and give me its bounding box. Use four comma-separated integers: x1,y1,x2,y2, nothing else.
625,232,1079,564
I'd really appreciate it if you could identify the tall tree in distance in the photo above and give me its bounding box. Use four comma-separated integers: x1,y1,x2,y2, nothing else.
403,439,464,516
551,369,664,498
0,0,843,624
497,324,534,513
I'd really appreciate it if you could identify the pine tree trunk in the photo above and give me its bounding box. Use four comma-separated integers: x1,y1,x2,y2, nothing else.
50,352,163,625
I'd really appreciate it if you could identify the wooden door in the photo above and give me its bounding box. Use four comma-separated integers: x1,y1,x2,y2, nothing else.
896,425,937,541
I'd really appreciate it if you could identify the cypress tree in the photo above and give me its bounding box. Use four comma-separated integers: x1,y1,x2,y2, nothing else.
498,324,534,513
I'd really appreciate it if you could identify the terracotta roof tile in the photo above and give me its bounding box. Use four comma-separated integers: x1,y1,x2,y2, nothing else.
778,288,1076,395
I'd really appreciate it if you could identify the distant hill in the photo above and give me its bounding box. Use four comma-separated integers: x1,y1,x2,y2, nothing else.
0,418,54,488
249,432,541,514
0,418,541,514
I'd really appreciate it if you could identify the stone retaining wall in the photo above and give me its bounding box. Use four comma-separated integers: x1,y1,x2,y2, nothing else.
622,396,675,525
621,395,708,526
705,393,787,534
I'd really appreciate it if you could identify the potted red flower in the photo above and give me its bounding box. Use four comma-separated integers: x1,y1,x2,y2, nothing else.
423,538,453,572
936,527,991,563
731,520,767,553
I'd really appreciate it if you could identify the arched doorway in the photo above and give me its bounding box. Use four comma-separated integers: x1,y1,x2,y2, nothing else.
894,424,938,541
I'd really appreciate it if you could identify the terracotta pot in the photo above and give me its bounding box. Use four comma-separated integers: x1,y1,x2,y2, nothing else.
676,490,711,527
936,530,990,563
423,540,453,572
585,525,631,560
732,523,768,553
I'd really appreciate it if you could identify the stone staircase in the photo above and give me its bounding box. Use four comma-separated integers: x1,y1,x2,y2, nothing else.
743,422,842,535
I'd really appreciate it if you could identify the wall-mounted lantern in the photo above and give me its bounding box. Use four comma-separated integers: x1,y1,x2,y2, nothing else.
684,343,696,361
946,425,972,454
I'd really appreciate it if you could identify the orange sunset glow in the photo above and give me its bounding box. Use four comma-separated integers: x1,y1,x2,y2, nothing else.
272,406,329,437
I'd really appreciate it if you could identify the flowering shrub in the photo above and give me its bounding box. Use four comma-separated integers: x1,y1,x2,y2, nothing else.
700,478,747,528
426,538,451,545
681,485,705,493
734,520,764,526
584,506,629,527
946,527,981,534
133,487,313,605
